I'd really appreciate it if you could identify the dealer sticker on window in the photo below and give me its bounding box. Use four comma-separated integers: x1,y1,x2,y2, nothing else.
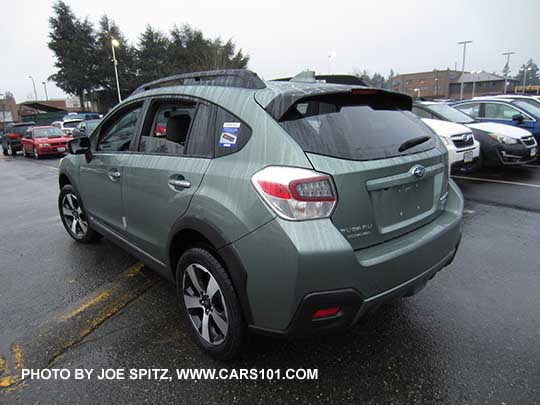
219,122,240,148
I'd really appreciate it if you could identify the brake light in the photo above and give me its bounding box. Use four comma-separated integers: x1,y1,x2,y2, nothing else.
251,166,337,220
8,133,19,139
351,89,378,95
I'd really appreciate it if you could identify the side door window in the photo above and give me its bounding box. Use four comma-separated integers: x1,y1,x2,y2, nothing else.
455,103,481,118
96,104,143,152
139,100,196,155
483,103,521,120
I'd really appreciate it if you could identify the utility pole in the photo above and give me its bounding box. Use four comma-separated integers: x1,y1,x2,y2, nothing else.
458,40,473,100
111,38,122,103
502,51,515,94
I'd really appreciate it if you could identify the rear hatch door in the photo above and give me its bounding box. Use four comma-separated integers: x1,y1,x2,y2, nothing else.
278,89,448,249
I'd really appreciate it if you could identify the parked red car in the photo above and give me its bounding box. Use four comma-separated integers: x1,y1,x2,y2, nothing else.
21,126,72,159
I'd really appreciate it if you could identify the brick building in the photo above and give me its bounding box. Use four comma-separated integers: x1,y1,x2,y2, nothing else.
448,71,517,99
389,69,460,99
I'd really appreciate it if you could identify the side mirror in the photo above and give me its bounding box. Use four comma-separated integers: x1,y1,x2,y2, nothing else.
512,114,524,123
68,136,91,155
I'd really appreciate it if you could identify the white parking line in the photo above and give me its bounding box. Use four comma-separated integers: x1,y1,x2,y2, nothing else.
452,175,540,189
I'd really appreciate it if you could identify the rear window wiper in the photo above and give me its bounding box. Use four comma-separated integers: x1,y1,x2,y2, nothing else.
398,136,431,153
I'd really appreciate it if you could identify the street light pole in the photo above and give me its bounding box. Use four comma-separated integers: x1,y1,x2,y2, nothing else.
111,38,122,103
521,65,532,95
28,76,38,101
458,40,473,100
42,81,49,101
502,51,515,94
471,70,481,98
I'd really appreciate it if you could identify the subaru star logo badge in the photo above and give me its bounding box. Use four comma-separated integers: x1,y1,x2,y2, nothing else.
461,134,471,142
411,165,426,178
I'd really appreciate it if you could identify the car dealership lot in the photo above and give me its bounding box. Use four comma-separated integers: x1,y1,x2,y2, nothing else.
1,155,540,403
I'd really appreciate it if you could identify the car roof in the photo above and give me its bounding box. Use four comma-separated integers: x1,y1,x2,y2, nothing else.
63,118,83,123
33,125,56,129
126,69,411,121
11,121,35,127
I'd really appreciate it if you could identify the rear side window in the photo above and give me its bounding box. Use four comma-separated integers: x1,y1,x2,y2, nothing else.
12,125,33,135
214,106,252,158
185,103,215,157
280,100,435,161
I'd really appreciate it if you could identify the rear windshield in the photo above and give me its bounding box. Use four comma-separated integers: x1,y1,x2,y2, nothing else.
64,121,81,128
12,125,33,135
279,99,435,161
34,127,64,137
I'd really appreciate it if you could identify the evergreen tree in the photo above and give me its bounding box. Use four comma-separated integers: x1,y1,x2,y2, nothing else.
137,25,171,84
48,1,97,110
514,58,540,86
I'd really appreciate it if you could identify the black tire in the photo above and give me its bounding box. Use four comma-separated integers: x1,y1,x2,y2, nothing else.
176,246,244,360
2,148,7,155
58,185,102,243
22,147,28,158
8,144,16,156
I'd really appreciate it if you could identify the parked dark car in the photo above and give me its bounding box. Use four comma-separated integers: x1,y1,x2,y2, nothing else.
1,122,35,156
413,102,537,167
71,119,101,138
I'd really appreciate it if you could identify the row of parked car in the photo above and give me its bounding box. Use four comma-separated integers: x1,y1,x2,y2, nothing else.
0,112,102,159
414,95,539,171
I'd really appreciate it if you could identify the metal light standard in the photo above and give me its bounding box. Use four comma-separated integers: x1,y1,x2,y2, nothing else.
520,65,533,95
111,38,122,103
458,40,473,100
471,70,481,98
414,88,421,98
28,76,38,101
502,51,515,94
42,81,49,101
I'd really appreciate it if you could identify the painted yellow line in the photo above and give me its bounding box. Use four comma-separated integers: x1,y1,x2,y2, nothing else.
452,175,540,189
0,356,7,375
60,262,143,320
12,344,24,371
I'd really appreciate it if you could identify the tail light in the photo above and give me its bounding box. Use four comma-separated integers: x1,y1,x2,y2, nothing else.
251,166,337,220
8,133,19,139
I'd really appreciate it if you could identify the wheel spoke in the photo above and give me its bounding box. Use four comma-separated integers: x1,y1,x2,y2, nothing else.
65,194,76,210
206,277,219,299
79,220,88,233
211,312,228,336
186,265,204,293
71,218,78,234
184,294,201,309
201,312,210,342
62,207,74,217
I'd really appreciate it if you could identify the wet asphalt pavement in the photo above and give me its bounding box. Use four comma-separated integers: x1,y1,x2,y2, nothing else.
1,154,540,403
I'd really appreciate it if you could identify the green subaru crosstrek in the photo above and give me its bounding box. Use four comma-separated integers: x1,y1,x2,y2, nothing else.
58,70,463,359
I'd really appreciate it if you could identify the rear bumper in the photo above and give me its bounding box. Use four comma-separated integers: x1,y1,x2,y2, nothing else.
236,180,464,335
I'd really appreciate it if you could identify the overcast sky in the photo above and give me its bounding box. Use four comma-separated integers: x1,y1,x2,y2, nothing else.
1,0,539,102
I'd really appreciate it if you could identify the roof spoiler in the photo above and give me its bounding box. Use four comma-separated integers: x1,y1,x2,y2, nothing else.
266,88,413,121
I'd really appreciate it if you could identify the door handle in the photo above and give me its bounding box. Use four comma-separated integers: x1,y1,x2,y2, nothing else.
168,179,191,190
108,169,121,181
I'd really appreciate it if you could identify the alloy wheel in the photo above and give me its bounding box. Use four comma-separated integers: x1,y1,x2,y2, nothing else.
182,263,229,345
61,193,88,237
8,144,13,156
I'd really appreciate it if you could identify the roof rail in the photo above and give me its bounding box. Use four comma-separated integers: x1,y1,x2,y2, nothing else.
131,69,266,95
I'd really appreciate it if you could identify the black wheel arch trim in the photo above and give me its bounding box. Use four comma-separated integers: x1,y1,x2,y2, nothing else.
167,216,253,324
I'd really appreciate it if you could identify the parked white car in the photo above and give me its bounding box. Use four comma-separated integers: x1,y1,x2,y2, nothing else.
51,119,83,135
422,118,480,171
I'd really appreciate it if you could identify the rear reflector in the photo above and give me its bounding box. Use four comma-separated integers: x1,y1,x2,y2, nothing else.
312,306,341,319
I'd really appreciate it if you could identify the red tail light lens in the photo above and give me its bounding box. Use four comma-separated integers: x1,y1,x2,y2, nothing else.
8,133,19,139
251,166,337,220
